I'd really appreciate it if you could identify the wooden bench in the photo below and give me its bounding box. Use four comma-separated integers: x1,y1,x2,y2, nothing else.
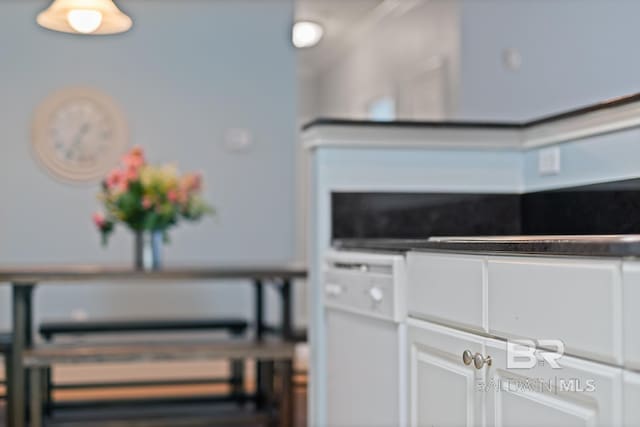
38,318,251,414
24,339,295,427
39,318,249,340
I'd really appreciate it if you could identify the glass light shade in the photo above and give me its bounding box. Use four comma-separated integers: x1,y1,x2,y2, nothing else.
292,21,324,48
37,0,132,35
67,9,103,33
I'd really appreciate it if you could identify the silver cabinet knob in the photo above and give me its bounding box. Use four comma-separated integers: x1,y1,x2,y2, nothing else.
325,283,343,296
462,350,492,369
462,350,473,366
369,287,383,303
473,353,492,370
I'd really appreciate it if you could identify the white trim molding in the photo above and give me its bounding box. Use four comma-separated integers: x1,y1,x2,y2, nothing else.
302,94,640,151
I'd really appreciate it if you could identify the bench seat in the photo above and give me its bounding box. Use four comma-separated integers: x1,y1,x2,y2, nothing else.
24,338,295,367
40,318,248,340
25,339,295,427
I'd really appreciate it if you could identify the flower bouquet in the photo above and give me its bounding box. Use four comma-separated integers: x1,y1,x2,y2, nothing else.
93,147,213,269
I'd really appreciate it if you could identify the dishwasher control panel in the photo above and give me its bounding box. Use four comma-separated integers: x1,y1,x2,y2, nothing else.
323,250,406,322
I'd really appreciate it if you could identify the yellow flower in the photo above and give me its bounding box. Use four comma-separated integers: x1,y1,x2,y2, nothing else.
159,164,179,190
140,164,180,194
139,165,155,189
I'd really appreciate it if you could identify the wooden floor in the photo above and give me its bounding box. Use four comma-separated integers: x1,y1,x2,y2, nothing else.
0,380,307,426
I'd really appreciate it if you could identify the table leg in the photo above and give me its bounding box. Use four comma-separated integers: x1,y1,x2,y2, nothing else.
230,326,246,405
278,359,294,427
254,279,265,410
278,279,295,427
43,367,52,416
254,279,265,341
29,368,42,427
279,280,292,341
10,284,34,427
5,341,13,427
259,361,274,412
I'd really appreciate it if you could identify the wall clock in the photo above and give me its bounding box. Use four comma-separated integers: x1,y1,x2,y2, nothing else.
31,86,129,182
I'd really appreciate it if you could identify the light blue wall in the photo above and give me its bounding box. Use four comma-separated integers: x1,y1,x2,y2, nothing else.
315,147,523,194
0,0,296,329
523,129,640,192
458,0,640,121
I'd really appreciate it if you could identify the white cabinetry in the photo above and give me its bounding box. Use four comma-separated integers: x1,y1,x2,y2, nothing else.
622,262,640,370
409,318,622,427
408,253,485,332
623,371,640,426
408,251,638,427
485,336,622,427
488,257,622,365
408,320,484,427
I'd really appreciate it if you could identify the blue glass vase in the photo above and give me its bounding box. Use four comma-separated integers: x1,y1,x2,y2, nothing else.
134,230,163,271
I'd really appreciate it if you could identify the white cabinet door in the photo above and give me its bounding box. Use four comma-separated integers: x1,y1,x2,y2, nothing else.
484,337,623,427
623,371,640,427
326,309,402,427
408,319,484,427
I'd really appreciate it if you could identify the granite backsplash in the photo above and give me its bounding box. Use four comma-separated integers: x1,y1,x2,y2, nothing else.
332,178,640,239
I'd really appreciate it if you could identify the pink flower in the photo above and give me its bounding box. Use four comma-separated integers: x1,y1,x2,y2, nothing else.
142,196,153,209
106,169,124,190
106,168,131,192
167,190,179,202
181,173,202,193
92,212,106,229
129,146,145,160
121,147,146,175
125,165,139,182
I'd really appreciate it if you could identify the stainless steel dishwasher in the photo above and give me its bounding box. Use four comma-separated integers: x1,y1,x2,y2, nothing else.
323,249,407,427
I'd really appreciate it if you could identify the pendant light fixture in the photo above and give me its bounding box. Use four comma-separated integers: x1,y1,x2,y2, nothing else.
37,0,132,35
292,21,324,48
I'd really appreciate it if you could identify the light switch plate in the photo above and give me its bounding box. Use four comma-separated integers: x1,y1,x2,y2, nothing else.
224,128,253,152
538,147,561,176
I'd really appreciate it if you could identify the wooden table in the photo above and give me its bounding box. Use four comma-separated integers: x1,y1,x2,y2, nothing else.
0,264,307,427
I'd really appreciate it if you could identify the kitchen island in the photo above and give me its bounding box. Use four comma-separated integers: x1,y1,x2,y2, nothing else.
331,236,640,426
304,92,640,425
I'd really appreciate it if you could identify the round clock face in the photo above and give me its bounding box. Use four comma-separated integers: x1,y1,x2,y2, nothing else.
32,87,129,182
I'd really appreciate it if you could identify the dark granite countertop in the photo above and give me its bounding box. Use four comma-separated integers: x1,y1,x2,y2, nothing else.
333,239,429,254
334,235,640,257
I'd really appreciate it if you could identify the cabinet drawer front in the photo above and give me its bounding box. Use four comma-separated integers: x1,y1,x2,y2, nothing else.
408,253,485,331
488,257,622,364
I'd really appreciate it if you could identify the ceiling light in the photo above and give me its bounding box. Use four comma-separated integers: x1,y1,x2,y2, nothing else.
67,9,103,33
292,21,324,48
37,0,133,35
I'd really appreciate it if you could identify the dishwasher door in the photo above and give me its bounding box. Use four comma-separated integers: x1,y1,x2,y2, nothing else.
324,250,407,427
326,309,403,427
